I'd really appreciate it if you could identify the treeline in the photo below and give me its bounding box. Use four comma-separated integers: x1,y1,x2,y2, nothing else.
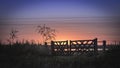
0,42,120,68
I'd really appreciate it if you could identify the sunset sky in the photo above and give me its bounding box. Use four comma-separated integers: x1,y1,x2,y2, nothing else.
0,0,120,44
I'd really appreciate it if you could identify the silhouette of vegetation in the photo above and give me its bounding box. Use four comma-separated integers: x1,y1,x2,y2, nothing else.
7,29,19,44
37,24,56,44
93,45,120,68
0,40,120,68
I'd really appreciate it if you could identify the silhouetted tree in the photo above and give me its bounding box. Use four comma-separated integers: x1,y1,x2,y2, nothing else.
8,29,19,44
36,24,56,44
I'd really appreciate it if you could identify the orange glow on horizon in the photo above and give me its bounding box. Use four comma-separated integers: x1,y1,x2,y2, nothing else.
0,21,120,44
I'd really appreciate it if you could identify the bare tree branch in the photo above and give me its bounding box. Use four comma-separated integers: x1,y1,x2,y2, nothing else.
36,24,56,44
9,29,19,44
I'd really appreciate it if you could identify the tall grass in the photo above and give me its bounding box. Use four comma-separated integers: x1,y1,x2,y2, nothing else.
0,41,120,68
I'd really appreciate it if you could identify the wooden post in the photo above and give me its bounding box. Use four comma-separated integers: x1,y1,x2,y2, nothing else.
94,38,98,55
66,40,69,56
51,41,54,55
44,42,47,47
69,40,71,55
103,40,106,52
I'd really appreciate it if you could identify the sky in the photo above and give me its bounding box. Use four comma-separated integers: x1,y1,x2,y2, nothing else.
0,0,120,44
1,0,120,17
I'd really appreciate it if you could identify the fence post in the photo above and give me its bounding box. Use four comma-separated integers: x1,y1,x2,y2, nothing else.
44,42,48,47
51,41,54,55
103,40,106,52
94,38,98,55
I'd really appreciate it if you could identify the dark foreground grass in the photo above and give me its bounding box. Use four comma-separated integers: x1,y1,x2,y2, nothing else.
0,43,120,68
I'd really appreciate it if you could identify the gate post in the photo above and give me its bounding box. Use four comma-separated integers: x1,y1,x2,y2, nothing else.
103,40,106,52
51,41,54,55
94,38,98,55
69,40,71,55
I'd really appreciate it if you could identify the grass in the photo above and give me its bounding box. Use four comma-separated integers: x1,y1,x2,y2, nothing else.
0,42,120,68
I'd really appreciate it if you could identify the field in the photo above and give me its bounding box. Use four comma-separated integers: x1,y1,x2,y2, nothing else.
0,42,120,68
